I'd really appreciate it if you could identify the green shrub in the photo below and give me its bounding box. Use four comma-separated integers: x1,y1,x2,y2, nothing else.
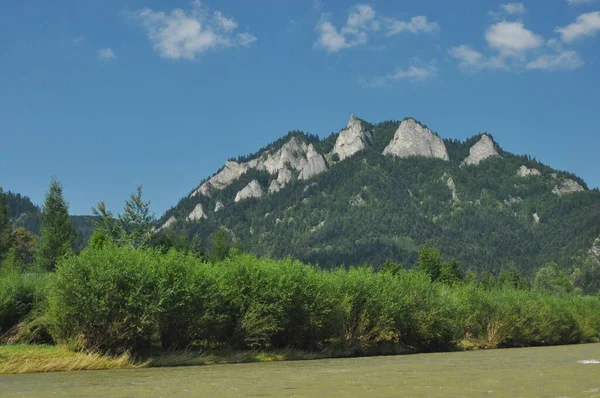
0,273,48,336
49,245,163,353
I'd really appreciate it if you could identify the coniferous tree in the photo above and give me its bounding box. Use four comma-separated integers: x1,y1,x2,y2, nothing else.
38,177,75,271
0,187,11,262
92,185,153,249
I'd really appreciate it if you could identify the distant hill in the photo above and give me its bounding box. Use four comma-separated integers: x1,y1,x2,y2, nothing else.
157,115,600,274
2,191,96,250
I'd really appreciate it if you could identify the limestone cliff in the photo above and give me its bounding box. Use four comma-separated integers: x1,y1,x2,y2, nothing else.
332,115,373,160
187,203,207,221
516,165,541,177
235,180,263,202
383,119,449,160
462,135,499,166
552,179,585,196
191,136,327,199
191,161,249,197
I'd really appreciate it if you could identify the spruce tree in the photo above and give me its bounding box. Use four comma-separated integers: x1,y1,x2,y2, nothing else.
38,177,75,271
0,187,11,262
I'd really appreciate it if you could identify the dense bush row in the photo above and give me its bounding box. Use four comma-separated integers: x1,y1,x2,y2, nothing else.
1,245,599,355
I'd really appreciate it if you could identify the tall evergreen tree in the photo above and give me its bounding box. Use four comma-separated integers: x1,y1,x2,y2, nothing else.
38,177,75,271
92,185,153,249
0,187,12,262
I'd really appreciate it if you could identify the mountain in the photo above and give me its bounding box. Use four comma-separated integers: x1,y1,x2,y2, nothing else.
160,115,599,273
2,191,97,250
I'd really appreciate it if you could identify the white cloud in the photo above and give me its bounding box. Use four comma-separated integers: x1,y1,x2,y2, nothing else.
367,64,437,86
213,11,238,32
97,48,116,60
448,45,507,71
526,50,584,70
346,4,377,30
133,3,256,60
386,16,439,36
315,4,438,52
448,45,484,70
485,22,543,56
237,32,257,47
500,3,526,15
555,11,600,42
566,0,598,4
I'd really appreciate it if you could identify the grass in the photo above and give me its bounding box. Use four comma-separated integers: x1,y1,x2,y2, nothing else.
0,345,324,375
0,344,142,374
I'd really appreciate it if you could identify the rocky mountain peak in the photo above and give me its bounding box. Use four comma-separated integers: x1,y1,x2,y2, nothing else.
383,118,449,161
332,115,373,161
461,134,500,166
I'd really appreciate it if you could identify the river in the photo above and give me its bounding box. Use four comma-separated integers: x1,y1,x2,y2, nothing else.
1,344,599,397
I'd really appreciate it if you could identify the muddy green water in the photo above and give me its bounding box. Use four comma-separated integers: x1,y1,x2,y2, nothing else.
1,344,600,397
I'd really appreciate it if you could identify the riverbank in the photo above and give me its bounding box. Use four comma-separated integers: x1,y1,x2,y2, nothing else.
2,341,598,375
0,344,328,374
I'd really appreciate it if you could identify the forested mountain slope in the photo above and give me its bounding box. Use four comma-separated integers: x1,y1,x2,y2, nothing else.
2,191,96,250
158,116,599,273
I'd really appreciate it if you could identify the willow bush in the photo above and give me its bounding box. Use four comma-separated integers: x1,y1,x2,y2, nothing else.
35,246,600,355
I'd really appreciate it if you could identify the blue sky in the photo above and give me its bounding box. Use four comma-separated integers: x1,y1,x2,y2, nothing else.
1,0,599,216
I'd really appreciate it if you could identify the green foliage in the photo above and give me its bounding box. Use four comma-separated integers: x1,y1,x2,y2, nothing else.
37,178,75,272
533,263,575,295
92,186,153,249
418,246,444,281
39,247,600,356
158,119,600,279
0,273,49,336
0,187,11,262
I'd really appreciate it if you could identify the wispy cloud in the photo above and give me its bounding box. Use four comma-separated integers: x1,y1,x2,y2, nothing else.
386,16,439,36
365,64,437,86
133,2,256,60
315,4,438,53
97,48,116,60
555,11,600,42
500,3,526,15
526,50,584,70
566,0,598,4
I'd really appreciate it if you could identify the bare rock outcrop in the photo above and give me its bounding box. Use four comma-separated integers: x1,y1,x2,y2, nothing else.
462,135,499,166
332,115,373,160
192,161,249,197
187,203,207,221
552,179,584,196
269,168,293,194
214,201,225,212
533,212,540,224
191,136,327,199
383,119,449,161
298,144,327,180
441,173,459,203
160,216,177,230
349,193,366,207
234,180,263,202
517,165,541,178
590,236,600,257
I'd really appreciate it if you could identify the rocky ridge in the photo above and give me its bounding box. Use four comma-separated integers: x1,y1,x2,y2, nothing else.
383,119,449,160
332,115,373,160
462,135,499,166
